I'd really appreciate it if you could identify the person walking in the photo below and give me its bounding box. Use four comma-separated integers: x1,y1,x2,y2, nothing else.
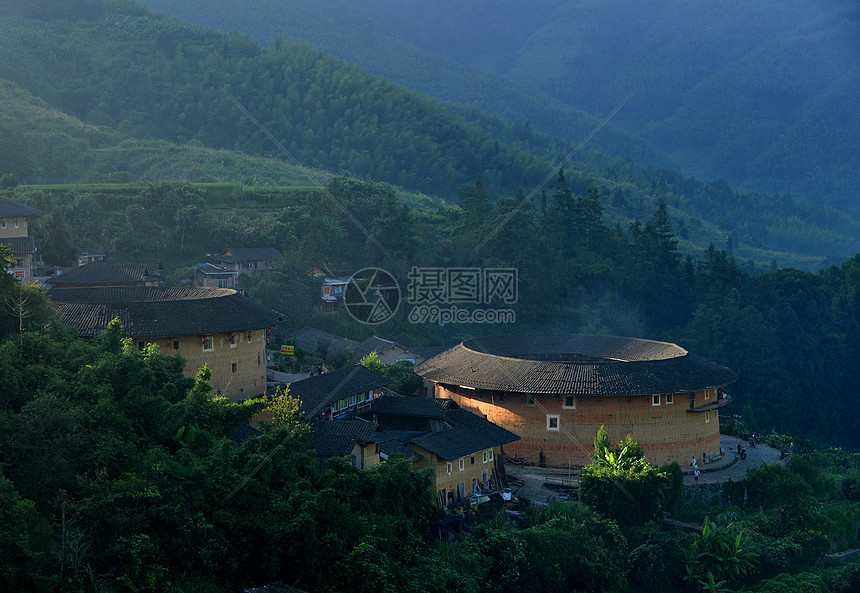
694,469,700,484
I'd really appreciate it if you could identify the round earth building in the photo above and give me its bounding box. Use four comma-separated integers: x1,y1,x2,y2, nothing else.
415,334,737,468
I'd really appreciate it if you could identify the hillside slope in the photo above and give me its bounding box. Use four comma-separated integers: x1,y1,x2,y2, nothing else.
138,0,860,216
0,79,329,186
1,0,859,262
0,2,549,197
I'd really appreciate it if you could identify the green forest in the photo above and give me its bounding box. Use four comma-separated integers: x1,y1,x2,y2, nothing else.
137,0,860,218
1,0,859,262
1,0,859,590
0,294,858,592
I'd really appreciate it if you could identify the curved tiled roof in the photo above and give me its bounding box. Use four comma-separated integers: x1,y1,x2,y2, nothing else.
415,334,737,396
50,286,283,338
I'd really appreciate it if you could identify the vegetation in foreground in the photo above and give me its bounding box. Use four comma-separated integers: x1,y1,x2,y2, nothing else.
0,288,857,591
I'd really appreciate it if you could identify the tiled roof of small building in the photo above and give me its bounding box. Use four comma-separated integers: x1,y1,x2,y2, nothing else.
415,334,737,396
369,395,450,419
195,263,237,276
288,365,390,416
50,259,161,286
311,419,382,443
0,236,35,254
380,437,423,460
49,286,283,338
307,433,357,457
365,395,518,461
0,198,41,217
407,407,519,461
217,247,280,263
353,335,397,358
285,326,361,357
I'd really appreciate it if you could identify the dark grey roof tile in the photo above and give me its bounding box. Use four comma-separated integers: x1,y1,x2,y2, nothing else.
369,395,449,418
307,433,356,457
0,198,41,217
50,259,161,286
311,419,380,443
50,286,282,337
217,247,280,263
289,365,390,416
415,334,737,396
0,236,35,254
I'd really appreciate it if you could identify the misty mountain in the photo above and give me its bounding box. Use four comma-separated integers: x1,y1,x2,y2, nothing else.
0,1,554,198
2,0,859,263
138,0,860,217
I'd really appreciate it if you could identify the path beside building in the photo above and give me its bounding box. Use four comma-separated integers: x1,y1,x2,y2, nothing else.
505,435,784,504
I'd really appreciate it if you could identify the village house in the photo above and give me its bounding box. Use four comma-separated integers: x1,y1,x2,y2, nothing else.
353,335,444,366
284,326,361,362
194,262,239,289
415,334,736,468
319,276,350,312
353,335,446,396
214,247,280,278
362,396,520,507
49,259,162,289
50,286,283,400
286,364,391,421
77,248,107,267
307,418,387,470
0,197,41,283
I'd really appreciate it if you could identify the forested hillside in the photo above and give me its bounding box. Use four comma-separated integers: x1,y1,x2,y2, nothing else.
1,2,860,590
0,1,548,196
0,79,329,186
1,0,859,261
139,0,860,217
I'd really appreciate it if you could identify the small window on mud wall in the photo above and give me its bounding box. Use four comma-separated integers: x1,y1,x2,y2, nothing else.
231,361,238,374
446,462,452,474
546,414,560,431
527,395,536,406
666,393,674,405
202,335,214,351
563,395,576,409
652,394,661,406
458,458,465,471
